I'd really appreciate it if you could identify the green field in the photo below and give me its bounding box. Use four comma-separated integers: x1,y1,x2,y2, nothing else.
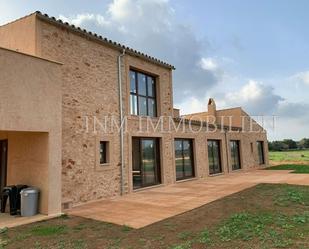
266,164,309,174
269,149,309,163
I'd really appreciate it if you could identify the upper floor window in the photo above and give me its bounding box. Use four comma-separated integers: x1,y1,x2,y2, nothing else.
130,70,157,117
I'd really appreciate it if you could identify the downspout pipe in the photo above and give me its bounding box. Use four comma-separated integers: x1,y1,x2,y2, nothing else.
118,49,126,195
225,129,230,173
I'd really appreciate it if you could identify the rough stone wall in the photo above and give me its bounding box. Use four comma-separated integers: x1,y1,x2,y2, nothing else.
36,18,268,207
37,19,175,205
38,21,123,205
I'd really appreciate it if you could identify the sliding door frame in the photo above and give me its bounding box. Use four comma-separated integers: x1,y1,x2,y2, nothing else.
207,139,223,175
132,137,161,189
174,138,195,181
230,140,241,170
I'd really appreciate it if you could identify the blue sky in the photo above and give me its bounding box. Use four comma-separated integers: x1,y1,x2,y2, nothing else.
1,0,308,140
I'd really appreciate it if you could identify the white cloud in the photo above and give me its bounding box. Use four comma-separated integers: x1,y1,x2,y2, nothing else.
173,79,283,116
224,80,283,114
59,14,110,28
108,0,136,21
54,0,309,140
199,57,218,71
107,0,173,32
217,79,309,140
59,0,221,102
226,79,262,102
293,70,309,85
177,97,208,115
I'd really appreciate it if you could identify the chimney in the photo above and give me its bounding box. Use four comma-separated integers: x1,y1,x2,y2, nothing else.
208,98,216,123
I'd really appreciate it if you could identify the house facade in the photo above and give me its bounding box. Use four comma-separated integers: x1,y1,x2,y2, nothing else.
0,12,268,216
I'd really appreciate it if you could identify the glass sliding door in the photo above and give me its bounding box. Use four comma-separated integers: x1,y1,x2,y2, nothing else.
230,140,241,170
132,138,161,189
208,140,222,175
174,139,195,181
257,141,265,165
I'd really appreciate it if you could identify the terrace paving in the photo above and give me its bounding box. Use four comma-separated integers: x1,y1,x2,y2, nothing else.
69,169,309,228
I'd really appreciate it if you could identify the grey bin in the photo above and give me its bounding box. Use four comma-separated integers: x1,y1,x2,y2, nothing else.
20,187,40,217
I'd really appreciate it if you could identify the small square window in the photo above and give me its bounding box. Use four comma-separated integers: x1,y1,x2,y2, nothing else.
100,141,109,164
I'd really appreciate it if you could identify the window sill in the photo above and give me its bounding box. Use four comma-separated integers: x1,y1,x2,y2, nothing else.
231,168,243,172
208,172,225,177
96,163,114,171
176,177,197,183
128,115,160,120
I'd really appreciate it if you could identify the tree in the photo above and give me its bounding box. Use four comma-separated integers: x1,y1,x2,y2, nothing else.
282,139,297,150
268,141,288,151
268,138,309,151
268,141,273,151
299,138,309,149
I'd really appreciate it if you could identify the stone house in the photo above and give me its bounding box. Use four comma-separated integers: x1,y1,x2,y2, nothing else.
0,12,268,216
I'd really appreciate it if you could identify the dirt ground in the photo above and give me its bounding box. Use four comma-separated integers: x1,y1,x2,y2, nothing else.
270,160,309,166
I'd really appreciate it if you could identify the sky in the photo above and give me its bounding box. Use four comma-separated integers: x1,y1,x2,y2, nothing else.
1,0,309,140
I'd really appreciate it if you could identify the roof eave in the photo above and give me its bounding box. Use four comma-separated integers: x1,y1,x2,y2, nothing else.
35,11,175,70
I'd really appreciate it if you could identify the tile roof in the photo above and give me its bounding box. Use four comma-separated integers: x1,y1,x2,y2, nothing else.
35,11,175,70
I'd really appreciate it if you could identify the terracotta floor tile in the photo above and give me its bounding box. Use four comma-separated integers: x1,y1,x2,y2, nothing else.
68,169,309,228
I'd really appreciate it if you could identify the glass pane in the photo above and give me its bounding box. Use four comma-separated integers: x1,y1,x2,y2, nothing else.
142,139,156,185
257,142,264,164
147,76,155,97
213,142,219,173
174,140,184,180
138,96,147,116
183,140,193,177
234,141,240,169
257,142,261,163
231,141,241,170
230,141,235,169
138,73,147,95
175,139,194,180
132,138,141,189
148,98,156,117
130,71,136,93
100,142,106,164
130,95,137,115
208,141,214,174
208,140,221,174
